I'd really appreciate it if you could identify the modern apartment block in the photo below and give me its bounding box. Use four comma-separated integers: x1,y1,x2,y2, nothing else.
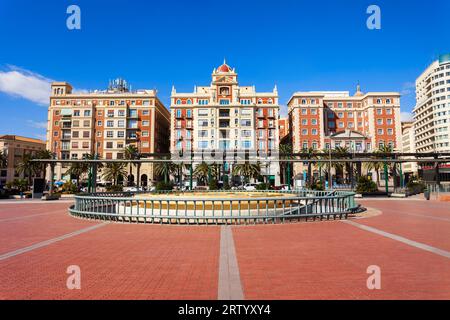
0,135,46,186
400,121,418,176
287,85,401,178
170,61,280,185
413,54,450,153
47,79,170,185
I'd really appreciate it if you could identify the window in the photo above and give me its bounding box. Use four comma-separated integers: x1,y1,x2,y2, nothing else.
386,108,392,115
142,120,149,126
118,110,125,117
73,110,80,116
107,120,114,128
176,99,181,105
301,109,307,115
72,120,79,127
312,129,318,135
106,142,113,149
83,131,90,138
142,131,149,137
348,122,354,128
328,121,335,128
71,142,79,149
117,131,124,138
176,109,182,117
376,109,382,115
302,119,308,125
198,109,209,116
377,119,383,125
82,142,89,149
142,110,149,116
198,130,208,138
72,131,79,138
84,110,91,117
301,129,308,135
377,129,384,135
97,121,102,126
118,120,125,128
198,141,208,149
198,120,208,127
311,119,317,125
186,109,192,117
387,119,393,125
219,99,230,105
83,120,90,127
338,122,344,128
387,128,393,135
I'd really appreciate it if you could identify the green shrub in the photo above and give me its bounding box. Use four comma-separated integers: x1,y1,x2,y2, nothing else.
356,176,378,193
256,183,268,190
62,181,78,194
223,179,231,190
208,179,218,191
310,180,325,191
406,180,426,194
106,185,124,192
155,181,173,191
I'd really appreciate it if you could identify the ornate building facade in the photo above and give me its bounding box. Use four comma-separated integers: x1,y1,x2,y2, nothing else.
46,79,170,185
170,61,280,185
287,86,401,181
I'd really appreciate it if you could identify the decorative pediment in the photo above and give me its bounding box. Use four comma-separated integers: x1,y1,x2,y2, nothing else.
330,130,367,140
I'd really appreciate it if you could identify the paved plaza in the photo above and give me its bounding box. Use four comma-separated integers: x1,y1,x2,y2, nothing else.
0,198,449,300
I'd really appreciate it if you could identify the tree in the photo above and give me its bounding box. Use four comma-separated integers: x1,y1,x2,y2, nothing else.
194,162,217,183
16,153,39,188
279,144,293,185
102,163,127,186
0,150,7,169
332,146,350,184
35,149,54,178
232,162,261,183
65,162,89,188
154,158,177,183
124,145,139,186
301,147,319,186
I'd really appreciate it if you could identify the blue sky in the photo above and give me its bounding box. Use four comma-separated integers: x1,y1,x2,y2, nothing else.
0,0,449,141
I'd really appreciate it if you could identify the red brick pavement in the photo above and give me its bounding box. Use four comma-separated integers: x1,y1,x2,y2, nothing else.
0,200,449,300
356,200,450,252
0,222,220,299
233,221,450,299
0,203,100,254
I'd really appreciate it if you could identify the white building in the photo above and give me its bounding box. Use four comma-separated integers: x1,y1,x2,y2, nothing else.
413,54,450,153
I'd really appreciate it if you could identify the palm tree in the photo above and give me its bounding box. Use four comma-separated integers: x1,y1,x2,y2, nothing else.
154,158,177,183
124,145,139,186
16,153,39,188
65,162,90,188
333,146,350,184
301,147,318,186
279,144,293,185
0,150,7,169
232,162,261,184
35,149,53,178
102,163,127,186
193,162,211,185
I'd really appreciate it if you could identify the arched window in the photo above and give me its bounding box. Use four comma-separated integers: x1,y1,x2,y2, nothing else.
268,98,273,104
187,99,192,105
258,98,263,104
176,99,181,105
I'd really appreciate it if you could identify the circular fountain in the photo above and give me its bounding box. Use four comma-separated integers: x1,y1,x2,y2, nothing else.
70,190,358,225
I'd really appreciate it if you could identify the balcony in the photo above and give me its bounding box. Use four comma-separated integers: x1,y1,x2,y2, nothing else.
219,109,230,117
219,120,230,128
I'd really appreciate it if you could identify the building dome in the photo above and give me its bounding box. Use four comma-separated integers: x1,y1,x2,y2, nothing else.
216,60,232,73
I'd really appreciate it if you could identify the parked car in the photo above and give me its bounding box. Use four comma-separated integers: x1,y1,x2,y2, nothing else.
123,186,144,192
243,183,260,191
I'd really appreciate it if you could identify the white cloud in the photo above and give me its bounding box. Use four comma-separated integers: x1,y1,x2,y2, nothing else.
279,104,288,118
0,65,53,105
400,82,415,96
34,134,47,141
401,112,414,122
27,120,48,129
